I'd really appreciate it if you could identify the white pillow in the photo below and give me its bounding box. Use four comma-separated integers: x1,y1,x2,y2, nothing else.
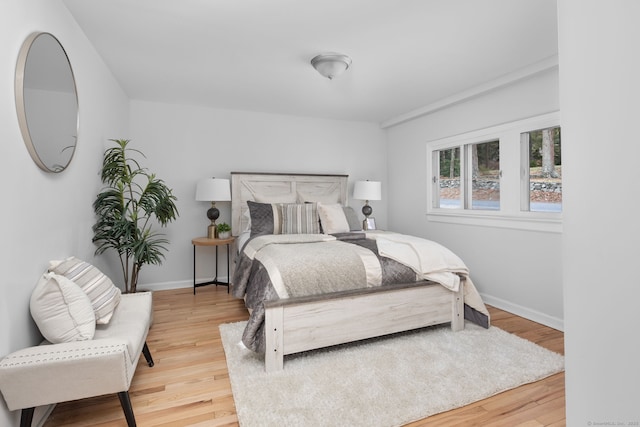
49,257,121,324
317,203,350,234
30,272,96,343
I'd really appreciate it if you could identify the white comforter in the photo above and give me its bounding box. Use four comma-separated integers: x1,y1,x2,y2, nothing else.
368,231,489,319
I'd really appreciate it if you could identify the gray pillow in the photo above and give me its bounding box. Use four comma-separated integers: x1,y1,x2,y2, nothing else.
247,201,281,237
343,206,363,231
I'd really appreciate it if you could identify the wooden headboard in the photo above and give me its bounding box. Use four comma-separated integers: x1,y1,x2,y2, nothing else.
230,172,349,236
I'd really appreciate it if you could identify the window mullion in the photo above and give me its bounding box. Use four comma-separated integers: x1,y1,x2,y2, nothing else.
463,144,471,209
432,151,439,209
520,132,531,211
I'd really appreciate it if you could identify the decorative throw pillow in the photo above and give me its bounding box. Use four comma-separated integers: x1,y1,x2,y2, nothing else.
30,272,96,343
49,257,121,324
343,206,363,231
281,203,320,234
247,200,283,237
317,203,351,234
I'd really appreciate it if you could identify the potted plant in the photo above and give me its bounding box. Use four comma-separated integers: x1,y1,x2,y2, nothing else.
92,139,179,293
217,222,231,239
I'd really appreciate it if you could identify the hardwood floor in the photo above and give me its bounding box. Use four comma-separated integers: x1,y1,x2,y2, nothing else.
43,286,565,427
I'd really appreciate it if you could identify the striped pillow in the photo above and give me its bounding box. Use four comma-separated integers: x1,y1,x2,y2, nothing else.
49,257,121,324
281,203,320,234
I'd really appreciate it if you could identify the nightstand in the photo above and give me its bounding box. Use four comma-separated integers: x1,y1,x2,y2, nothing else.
192,236,235,294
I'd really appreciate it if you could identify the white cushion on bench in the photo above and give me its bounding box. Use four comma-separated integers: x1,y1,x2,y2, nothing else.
94,291,152,364
0,292,152,411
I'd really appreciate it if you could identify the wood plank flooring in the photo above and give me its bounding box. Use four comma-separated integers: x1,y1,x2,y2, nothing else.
43,286,565,426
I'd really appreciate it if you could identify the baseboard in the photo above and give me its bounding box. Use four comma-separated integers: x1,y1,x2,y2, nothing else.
479,293,564,332
139,277,230,292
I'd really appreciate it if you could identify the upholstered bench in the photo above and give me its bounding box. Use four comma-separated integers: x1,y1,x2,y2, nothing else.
0,258,155,427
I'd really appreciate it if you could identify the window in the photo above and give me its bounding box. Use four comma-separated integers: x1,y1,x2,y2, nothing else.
434,141,500,211
427,112,561,233
436,147,460,209
520,127,562,213
470,140,500,211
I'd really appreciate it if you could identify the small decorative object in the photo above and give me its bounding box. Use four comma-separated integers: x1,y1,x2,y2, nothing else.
365,218,377,230
353,180,382,230
217,222,231,239
196,177,231,238
92,139,179,293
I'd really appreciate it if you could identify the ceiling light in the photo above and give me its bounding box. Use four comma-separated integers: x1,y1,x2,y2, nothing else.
310,53,352,80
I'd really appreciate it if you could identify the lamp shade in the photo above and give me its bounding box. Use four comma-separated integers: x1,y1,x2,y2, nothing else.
195,178,231,202
353,181,381,201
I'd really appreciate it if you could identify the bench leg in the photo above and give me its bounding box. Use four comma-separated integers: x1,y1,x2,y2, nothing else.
118,391,136,427
20,407,34,427
142,342,154,367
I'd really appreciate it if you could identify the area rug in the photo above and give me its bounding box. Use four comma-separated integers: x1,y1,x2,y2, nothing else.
220,321,564,427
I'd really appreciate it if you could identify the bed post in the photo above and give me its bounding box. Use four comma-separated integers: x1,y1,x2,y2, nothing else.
264,305,284,372
451,282,464,332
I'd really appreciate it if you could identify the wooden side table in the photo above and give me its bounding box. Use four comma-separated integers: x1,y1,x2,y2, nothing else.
192,236,235,294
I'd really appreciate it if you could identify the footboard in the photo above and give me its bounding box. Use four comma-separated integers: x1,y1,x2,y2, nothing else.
263,281,464,372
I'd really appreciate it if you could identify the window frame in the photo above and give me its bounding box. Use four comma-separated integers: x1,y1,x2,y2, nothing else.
426,112,561,233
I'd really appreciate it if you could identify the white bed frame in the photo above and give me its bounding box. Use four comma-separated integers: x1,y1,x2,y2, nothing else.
231,172,464,372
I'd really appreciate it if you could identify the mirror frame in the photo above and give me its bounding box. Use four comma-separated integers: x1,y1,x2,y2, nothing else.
15,32,79,173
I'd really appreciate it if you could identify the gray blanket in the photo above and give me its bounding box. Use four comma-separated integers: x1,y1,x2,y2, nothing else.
232,233,488,353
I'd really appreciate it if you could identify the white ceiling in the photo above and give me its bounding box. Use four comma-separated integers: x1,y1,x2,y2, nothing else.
62,0,558,125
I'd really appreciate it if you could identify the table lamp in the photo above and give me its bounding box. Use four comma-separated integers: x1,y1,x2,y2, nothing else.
196,177,231,238
353,180,381,230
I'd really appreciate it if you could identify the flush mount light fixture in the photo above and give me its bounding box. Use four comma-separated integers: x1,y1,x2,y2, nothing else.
310,53,352,80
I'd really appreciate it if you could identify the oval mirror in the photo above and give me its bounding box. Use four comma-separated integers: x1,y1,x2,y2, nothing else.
16,32,79,173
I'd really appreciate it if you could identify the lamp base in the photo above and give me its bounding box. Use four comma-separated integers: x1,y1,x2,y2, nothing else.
207,224,218,239
362,201,375,230
361,202,373,217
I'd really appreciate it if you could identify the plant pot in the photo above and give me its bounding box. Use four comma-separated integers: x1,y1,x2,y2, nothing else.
219,231,231,239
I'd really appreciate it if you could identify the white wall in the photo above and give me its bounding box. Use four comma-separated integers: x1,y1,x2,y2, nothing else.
0,0,129,425
7,2,638,424
385,69,563,329
128,100,388,289
558,0,640,424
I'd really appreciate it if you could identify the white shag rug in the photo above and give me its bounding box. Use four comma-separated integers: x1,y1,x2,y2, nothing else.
220,321,564,427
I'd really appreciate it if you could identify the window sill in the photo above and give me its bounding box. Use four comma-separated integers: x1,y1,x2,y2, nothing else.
426,210,562,233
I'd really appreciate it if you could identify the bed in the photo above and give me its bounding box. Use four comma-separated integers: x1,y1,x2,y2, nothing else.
230,172,489,372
